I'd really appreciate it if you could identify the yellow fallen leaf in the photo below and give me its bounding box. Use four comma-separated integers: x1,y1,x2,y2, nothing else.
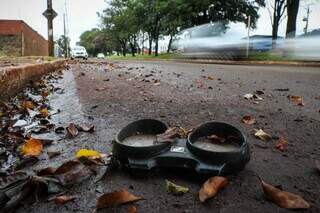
21,138,43,156
40,108,49,118
0,111,4,117
76,149,103,159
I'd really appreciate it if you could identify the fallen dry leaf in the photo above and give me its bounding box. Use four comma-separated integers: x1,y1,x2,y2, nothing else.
41,90,50,98
66,123,79,138
260,178,310,209
242,115,256,125
254,129,272,141
76,123,95,132
199,176,229,203
128,206,138,213
40,108,49,118
21,100,36,110
207,76,215,80
288,95,304,106
96,189,143,209
244,93,254,100
166,180,189,195
76,149,104,159
37,167,57,176
276,136,288,152
54,195,76,205
156,127,190,143
54,160,93,186
21,138,43,156
207,134,226,143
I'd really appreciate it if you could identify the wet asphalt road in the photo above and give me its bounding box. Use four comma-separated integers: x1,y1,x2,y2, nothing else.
18,60,320,213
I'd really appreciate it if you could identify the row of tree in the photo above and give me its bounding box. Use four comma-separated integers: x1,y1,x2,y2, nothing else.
79,0,265,56
78,0,302,57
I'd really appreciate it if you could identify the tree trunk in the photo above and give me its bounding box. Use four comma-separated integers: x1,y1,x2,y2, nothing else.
148,37,152,55
286,0,300,38
167,35,173,53
122,43,127,56
155,37,159,56
130,43,135,57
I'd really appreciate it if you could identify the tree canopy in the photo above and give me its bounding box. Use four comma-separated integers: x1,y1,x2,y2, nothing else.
80,0,266,56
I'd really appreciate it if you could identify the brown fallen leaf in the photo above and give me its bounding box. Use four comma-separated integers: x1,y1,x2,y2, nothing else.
156,127,190,143
55,195,76,205
254,129,272,141
41,90,50,98
76,123,95,132
242,115,256,125
96,189,143,209
128,206,138,213
276,136,288,152
21,138,43,156
21,100,36,110
47,150,61,159
54,160,93,186
288,95,304,106
66,123,79,138
260,178,310,209
207,134,226,143
199,176,229,203
37,167,57,176
207,76,214,80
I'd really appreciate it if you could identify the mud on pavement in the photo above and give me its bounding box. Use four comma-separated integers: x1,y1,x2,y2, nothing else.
1,59,319,212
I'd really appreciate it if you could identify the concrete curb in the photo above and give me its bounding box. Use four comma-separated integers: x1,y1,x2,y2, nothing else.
110,58,320,67
0,59,67,100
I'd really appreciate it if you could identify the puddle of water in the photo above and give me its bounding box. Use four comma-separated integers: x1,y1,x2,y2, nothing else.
122,135,156,147
193,139,240,152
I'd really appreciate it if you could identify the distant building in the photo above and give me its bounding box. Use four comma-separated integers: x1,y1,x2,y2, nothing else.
0,19,48,56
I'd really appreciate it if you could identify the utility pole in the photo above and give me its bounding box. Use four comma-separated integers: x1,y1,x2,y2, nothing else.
303,6,310,35
246,15,251,58
43,0,57,57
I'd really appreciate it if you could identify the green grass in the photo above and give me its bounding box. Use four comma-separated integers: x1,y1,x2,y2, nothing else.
248,52,295,61
107,53,177,60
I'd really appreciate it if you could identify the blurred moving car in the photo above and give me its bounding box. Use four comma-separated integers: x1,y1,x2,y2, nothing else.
97,53,105,59
71,46,88,60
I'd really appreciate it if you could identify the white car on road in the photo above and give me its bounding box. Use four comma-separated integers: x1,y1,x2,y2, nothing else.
71,46,88,60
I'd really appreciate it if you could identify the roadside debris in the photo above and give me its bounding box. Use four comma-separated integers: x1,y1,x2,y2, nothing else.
275,135,288,152
207,134,226,143
199,176,229,202
21,138,43,156
259,177,310,209
96,189,143,210
242,115,256,125
156,127,191,143
54,194,76,205
66,123,79,138
254,129,272,141
166,180,189,195
288,95,305,106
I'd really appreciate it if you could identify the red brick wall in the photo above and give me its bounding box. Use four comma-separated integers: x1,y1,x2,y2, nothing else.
0,20,48,56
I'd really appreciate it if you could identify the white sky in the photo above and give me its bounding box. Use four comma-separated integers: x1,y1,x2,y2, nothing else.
0,0,319,46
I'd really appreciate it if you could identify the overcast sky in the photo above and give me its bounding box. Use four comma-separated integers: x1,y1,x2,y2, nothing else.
1,0,319,46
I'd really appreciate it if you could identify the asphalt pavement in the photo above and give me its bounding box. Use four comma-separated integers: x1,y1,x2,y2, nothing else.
17,59,320,213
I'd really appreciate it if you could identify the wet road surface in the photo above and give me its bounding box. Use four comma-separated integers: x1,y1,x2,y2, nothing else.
17,60,320,212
